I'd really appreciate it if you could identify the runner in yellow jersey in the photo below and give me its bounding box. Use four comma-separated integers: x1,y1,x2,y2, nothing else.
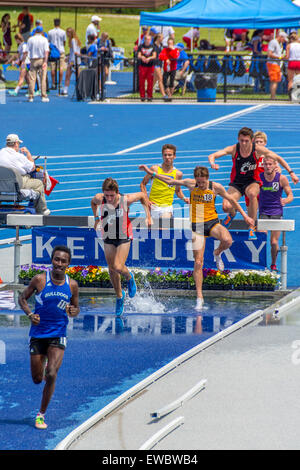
140,143,189,219
139,164,254,310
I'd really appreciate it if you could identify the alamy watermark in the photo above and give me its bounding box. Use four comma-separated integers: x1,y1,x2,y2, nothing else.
0,82,6,105
0,340,6,364
291,340,300,365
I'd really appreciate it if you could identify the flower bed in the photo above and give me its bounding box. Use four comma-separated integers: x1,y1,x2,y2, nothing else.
18,265,280,291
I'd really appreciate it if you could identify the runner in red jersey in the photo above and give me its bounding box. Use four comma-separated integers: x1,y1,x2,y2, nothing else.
208,127,298,240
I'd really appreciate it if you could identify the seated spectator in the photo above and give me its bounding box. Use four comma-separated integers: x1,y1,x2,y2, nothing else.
8,33,30,96
97,31,112,82
62,27,81,96
137,33,156,101
182,27,200,50
174,42,189,91
159,37,180,101
224,29,234,52
232,29,249,43
0,134,50,215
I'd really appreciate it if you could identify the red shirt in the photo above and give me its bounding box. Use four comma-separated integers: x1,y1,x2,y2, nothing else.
159,47,180,72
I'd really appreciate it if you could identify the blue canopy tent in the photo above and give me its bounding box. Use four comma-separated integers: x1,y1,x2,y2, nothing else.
140,0,300,28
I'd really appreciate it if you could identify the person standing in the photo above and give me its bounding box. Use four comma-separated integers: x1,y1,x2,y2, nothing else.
62,27,81,96
259,156,293,272
86,15,101,46
48,18,66,89
17,6,33,41
1,13,15,53
267,31,288,99
139,164,254,310
18,245,79,430
8,33,30,96
140,143,189,219
286,31,300,99
137,34,156,102
159,38,180,101
0,133,50,215
91,177,152,316
27,26,49,102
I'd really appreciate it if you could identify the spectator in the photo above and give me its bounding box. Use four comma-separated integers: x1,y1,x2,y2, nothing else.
27,26,50,102
232,29,249,44
149,26,159,43
1,14,15,53
224,29,234,52
159,37,180,101
262,29,275,52
251,29,264,55
48,18,66,89
182,27,200,50
17,6,34,41
87,34,98,57
286,32,300,99
0,134,50,215
153,33,165,97
267,31,288,99
31,19,47,38
62,27,81,96
135,26,148,48
86,15,101,46
97,32,112,82
137,34,156,102
156,25,175,47
8,33,30,96
173,42,189,91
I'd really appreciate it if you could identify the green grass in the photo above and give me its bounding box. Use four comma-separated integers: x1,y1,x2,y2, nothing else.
0,6,233,57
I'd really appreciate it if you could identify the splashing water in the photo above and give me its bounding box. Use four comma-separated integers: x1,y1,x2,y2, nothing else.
125,278,167,314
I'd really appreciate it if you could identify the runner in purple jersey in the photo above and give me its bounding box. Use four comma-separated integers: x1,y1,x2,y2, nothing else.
259,156,293,271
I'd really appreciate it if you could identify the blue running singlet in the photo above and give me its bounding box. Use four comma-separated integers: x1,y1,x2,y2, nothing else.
29,271,72,338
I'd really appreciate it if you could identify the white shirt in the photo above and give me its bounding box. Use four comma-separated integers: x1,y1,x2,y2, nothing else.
289,41,300,61
69,38,81,63
48,27,66,53
156,26,175,47
18,42,30,64
86,23,98,45
0,147,34,176
183,28,200,40
27,33,49,60
267,38,282,64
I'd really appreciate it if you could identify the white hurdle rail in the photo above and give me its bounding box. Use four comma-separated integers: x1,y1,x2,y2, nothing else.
1,214,295,289
256,219,295,291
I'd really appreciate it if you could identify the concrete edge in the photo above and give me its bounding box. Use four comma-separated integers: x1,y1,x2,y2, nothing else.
54,287,300,450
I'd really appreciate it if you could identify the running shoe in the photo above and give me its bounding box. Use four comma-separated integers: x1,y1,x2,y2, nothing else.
248,229,257,240
214,253,224,271
115,290,125,316
195,298,204,311
127,272,137,298
222,212,236,227
35,413,48,430
8,90,18,96
270,264,278,272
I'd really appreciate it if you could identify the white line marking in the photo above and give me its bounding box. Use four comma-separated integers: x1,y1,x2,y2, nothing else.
116,104,268,154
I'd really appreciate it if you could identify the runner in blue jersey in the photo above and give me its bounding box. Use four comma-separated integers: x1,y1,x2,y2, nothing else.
18,245,79,430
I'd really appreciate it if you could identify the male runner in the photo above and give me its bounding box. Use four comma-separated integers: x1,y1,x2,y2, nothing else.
18,245,79,430
91,177,151,315
140,143,189,219
208,127,298,240
259,155,293,271
139,164,254,310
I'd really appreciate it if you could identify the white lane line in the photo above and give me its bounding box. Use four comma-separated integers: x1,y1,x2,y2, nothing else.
116,104,268,155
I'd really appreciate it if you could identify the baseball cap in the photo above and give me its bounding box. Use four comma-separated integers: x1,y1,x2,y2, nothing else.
6,134,23,144
150,26,159,34
279,31,288,39
91,15,102,22
176,42,185,49
35,25,43,33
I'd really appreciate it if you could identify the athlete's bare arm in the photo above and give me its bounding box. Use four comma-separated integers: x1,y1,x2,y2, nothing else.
175,169,190,203
18,274,46,325
213,182,255,227
91,193,104,229
139,164,195,190
126,192,152,226
140,164,159,202
280,175,294,206
256,145,299,184
67,279,80,317
208,145,236,171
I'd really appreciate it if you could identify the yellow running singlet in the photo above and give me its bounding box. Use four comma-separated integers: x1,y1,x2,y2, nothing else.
149,166,177,206
190,181,218,223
